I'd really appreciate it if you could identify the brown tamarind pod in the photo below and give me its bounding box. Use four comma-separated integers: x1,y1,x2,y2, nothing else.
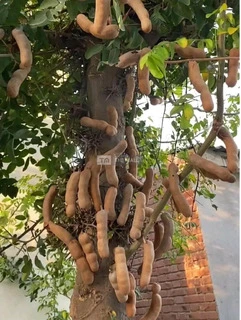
93,0,111,33
126,290,136,318
189,153,236,183
141,168,154,205
153,222,165,250
78,233,99,272
116,51,140,68
128,149,138,178
7,67,31,98
145,207,154,217
138,48,151,95
65,171,80,217
107,106,118,129
226,48,239,87
130,192,146,240
152,282,161,294
174,44,206,59
43,185,58,228
77,168,92,210
104,186,117,221
80,116,117,136
139,292,162,320
217,126,239,173
85,157,102,212
126,126,139,155
155,212,174,259
117,184,133,226
124,73,135,112
75,256,94,285
114,246,130,296
168,162,192,217
123,172,143,188
140,240,154,288
12,28,32,69
96,209,109,258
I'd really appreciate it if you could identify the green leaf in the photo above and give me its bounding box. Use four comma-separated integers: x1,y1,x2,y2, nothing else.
113,0,125,31
85,44,104,60
228,27,238,35
176,37,188,48
219,3,228,13
29,11,49,27
146,55,165,79
66,0,89,19
39,0,59,9
183,104,194,120
34,255,45,270
27,246,37,252
139,53,149,70
15,215,26,221
107,48,120,66
170,105,183,116
180,115,190,129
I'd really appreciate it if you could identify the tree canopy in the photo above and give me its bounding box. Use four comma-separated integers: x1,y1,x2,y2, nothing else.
0,0,240,319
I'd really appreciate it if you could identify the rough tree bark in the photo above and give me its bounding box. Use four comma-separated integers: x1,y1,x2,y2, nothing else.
70,57,129,319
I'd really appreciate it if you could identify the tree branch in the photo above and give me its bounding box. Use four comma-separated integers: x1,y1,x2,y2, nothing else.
166,56,238,65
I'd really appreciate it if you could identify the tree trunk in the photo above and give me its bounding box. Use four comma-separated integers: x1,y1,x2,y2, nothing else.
70,59,129,319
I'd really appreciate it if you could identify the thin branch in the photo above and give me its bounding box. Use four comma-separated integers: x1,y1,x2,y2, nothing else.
0,54,14,58
0,218,42,254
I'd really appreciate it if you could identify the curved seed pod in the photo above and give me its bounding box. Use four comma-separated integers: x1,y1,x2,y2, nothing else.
124,73,135,112
12,28,32,69
96,209,109,258
114,246,130,296
116,51,140,69
188,61,206,93
152,282,161,294
174,44,206,58
80,116,117,136
117,184,133,226
65,171,80,217
107,106,118,128
126,290,136,318
168,162,192,218
200,87,214,112
121,0,152,33
77,168,92,210
130,192,146,240
123,172,143,188
138,48,151,95
87,159,102,212
189,153,236,183
109,265,128,302
93,0,111,33
153,222,165,250
155,212,174,259
43,185,58,228
75,257,94,285
126,126,138,155
141,168,154,205
48,221,74,245
104,140,128,187
145,207,154,217
104,186,117,221
139,293,162,320
217,126,239,173
140,240,154,288
7,67,31,98
226,48,239,87
128,149,138,178
78,233,99,272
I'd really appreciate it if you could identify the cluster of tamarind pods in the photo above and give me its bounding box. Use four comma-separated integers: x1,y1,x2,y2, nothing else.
0,28,32,98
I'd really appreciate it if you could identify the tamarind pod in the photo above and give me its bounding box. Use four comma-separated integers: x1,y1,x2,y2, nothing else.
90,162,102,212
141,168,154,205
200,87,214,112
80,116,117,136
114,246,130,296
65,171,80,217
123,172,143,188
189,153,236,183
115,290,128,303
155,212,174,259
126,290,136,317
174,44,206,58
12,28,32,69
75,256,94,285
43,185,58,228
7,67,31,98
138,48,151,95
139,293,162,320
152,282,161,294
145,207,154,217
116,51,140,68
226,48,239,87
128,149,138,178
104,186,117,221
0,28,5,40
78,233,99,272
48,221,74,246
130,192,146,240
217,126,239,173
107,106,118,129
153,222,165,250
168,162,192,218
76,14,119,40
121,0,152,33
129,272,136,291
126,126,138,154
188,61,206,93
162,177,169,189
109,266,119,290
117,184,133,226
93,0,111,33
104,140,128,187
124,73,135,112
68,239,84,260
96,209,109,258
140,240,154,288
77,168,92,210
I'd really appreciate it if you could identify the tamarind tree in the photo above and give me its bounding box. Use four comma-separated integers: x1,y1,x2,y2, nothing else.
0,0,240,319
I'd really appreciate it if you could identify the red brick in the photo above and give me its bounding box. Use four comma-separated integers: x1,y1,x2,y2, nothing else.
190,311,219,319
162,297,175,305
161,313,177,320
161,281,173,290
184,294,205,303
176,313,192,319
174,296,185,304
205,293,216,302
178,263,186,271
200,303,217,311
201,275,212,285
